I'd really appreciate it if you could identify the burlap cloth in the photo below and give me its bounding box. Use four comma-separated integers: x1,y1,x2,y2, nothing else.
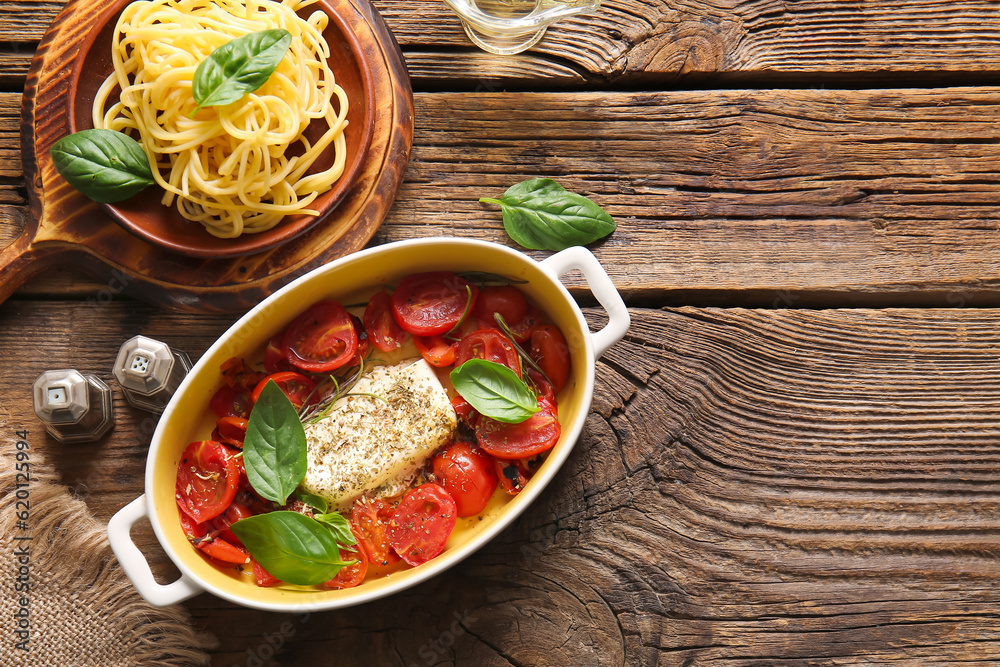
0,442,215,666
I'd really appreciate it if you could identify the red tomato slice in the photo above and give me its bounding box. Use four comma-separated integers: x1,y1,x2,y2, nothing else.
474,285,528,329
526,368,556,404
321,528,369,589
432,441,498,517
476,396,561,460
282,300,358,372
264,332,292,374
414,335,458,368
176,441,240,523
505,305,544,343
212,416,248,448
252,558,283,587
194,534,250,565
178,508,206,540
386,483,458,566
207,501,254,547
220,357,266,390
391,272,478,337
364,290,408,352
209,383,254,420
451,395,480,428
530,324,571,394
456,329,521,375
494,457,531,496
350,498,400,567
350,313,370,363
251,372,318,410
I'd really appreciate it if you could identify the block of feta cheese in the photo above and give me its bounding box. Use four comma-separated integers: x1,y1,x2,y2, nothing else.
301,358,457,511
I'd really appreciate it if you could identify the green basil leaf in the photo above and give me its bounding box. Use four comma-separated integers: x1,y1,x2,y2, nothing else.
314,512,356,546
291,488,328,514
192,29,292,112
243,380,307,505
480,178,616,251
450,359,539,424
231,511,351,586
49,129,153,203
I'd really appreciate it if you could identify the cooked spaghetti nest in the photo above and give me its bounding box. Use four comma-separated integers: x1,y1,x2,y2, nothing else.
94,0,349,238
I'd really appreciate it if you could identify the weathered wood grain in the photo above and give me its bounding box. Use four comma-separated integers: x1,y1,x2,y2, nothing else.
4,300,1000,663
7,0,1000,87
9,87,1000,306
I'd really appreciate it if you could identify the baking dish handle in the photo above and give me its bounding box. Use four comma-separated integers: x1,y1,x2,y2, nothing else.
540,246,630,360
107,495,203,607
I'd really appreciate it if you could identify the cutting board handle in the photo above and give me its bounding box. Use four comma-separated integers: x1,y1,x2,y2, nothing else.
0,229,62,305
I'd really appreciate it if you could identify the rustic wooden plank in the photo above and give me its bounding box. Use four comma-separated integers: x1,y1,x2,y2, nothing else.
7,0,1000,88
7,87,1000,306
4,300,1000,663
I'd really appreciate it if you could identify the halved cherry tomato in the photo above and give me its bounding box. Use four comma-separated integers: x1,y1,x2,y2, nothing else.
475,285,527,329
432,441,498,517
178,509,206,540
264,332,292,374
193,534,250,564
321,528,369,589
252,558,282,587
212,416,248,448
414,335,458,368
456,329,521,375
494,458,530,496
209,383,254,420
391,272,478,337
476,396,561,460
505,305,544,343
283,300,358,372
530,324,571,394
350,498,399,567
451,395,480,428
208,501,254,547
251,372,318,410
350,313,370,363
386,483,458,566
220,357,266,391
364,290,408,352
176,441,240,523
526,368,556,404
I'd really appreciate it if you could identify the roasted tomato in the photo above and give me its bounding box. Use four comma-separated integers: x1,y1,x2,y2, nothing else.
456,329,521,375
386,483,458,566
176,441,240,523
364,289,408,352
251,372,318,410
350,498,400,567
414,335,459,368
282,300,358,372
474,285,528,329
321,528,369,590
391,272,478,336
432,441,498,517
476,396,561,460
494,458,531,496
212,416,248,448
529,324,570,394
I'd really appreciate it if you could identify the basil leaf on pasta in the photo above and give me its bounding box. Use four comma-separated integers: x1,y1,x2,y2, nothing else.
49,129,153,203
193,29,292,111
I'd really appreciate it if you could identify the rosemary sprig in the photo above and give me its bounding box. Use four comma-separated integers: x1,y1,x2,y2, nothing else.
493,312,552,385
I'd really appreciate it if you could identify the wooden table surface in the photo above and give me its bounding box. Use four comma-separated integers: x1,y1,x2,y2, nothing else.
4,0,1000,664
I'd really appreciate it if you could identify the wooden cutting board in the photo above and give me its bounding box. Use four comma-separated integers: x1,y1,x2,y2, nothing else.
7,0,413,313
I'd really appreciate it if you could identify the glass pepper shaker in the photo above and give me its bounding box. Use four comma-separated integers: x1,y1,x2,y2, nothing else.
33,369,115,443
113,335,193,413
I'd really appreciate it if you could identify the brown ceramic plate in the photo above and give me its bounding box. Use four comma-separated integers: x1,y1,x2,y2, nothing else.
67,0,376,258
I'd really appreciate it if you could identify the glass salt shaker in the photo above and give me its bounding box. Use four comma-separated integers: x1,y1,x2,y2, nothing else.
33,369,115,443
113,335,193,413
442,0,601,55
